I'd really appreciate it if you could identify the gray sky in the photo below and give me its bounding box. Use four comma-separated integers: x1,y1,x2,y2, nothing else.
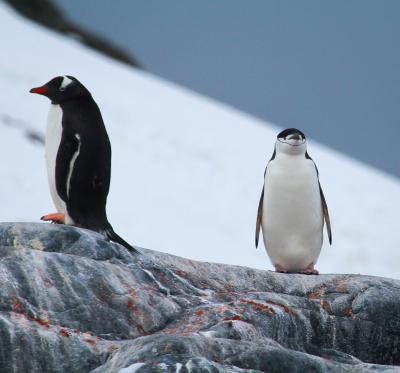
56,0,400,177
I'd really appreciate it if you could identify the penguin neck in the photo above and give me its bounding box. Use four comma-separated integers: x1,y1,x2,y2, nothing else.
52,93,93,108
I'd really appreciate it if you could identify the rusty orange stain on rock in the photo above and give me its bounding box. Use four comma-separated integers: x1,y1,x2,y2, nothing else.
336,284,349,293
223,315,241,321
240,299,276,315
266,300,293,315
28,315,50,328
12,297,24,313
85,338,97,346
343,307,354,317
127,298,135,309
12,297,50,328
308,288,325,300
32,316,50,328
195,309,205,316
175,269,188,277
127,289,137,310
160,329,179,335
60,329,71,337
321,300,332,313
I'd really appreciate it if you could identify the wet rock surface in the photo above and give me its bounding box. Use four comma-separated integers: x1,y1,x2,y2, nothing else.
0,222,398,372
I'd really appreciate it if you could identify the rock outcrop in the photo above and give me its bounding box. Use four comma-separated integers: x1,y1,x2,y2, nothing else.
0,222,398,372
2,0,141,68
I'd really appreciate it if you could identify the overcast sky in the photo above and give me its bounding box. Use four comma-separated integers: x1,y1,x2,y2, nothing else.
56,0,400,177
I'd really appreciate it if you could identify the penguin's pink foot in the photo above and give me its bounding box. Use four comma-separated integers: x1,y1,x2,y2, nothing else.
275,264,289,273
298,264,319,275
41,213,65,224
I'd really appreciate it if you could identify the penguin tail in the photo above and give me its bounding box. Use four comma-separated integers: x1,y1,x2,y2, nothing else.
104,224,140,254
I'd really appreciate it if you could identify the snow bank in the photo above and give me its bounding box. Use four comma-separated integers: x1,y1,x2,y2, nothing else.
0,3,399,278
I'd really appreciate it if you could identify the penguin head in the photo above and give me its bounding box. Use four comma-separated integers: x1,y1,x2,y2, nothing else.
30,76,90,104
275,128,306,155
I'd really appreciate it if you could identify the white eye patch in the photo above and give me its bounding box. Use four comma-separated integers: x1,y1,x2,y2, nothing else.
60,76,73,91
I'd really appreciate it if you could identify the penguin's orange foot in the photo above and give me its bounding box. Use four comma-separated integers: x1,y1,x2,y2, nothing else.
275,264,288,273
41,213,65,224
298,264,319,275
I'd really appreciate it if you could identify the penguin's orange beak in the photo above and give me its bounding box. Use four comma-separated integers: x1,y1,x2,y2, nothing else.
30,86,48,95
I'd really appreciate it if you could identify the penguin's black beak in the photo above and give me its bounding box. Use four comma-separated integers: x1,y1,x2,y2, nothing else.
29,86,48,95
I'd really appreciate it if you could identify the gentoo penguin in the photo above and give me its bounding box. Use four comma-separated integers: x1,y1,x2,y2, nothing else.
255,128,332,274
30,76,138,253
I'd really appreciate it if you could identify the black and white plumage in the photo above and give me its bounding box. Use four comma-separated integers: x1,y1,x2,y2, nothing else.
30,76,137,253
255,128,332,274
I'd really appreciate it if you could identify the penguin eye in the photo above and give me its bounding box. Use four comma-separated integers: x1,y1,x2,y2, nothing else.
59,86,66,92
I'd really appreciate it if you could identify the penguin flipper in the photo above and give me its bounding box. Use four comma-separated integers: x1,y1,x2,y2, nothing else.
255,186,264,248
55,130,80,202
105,225,140,254
307,155,332,245
319,182,332,245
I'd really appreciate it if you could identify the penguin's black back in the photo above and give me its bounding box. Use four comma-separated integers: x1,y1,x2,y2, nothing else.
56,95,111,231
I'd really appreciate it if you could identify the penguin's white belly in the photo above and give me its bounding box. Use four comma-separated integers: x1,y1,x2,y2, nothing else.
45,104,74,224
262,157,323,270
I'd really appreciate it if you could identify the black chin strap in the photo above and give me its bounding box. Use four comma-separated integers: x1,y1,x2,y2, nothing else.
277,139,306,147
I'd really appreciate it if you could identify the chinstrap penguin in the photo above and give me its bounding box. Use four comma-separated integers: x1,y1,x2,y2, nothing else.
30,75,138,253
255,128,332,274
